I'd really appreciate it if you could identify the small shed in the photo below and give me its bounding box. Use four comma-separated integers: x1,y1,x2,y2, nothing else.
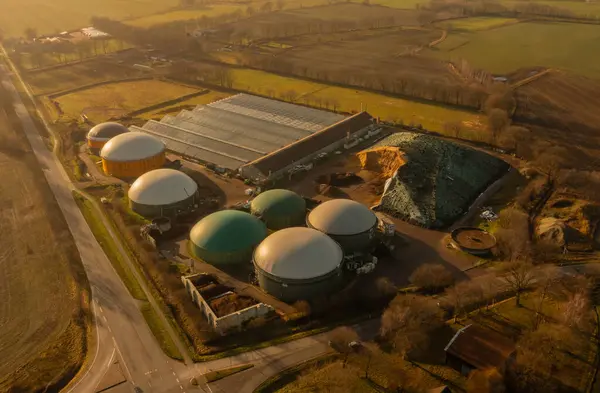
444,324,516,376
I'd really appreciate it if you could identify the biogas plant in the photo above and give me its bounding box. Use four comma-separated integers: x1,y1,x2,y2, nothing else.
80,94,396,334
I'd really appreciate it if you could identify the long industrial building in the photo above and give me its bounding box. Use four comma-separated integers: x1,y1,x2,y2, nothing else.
131,94,377,182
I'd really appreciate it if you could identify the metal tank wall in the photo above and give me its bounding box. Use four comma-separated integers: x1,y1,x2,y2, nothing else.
130,192,198,218
102,151,165,178
255,268,343,303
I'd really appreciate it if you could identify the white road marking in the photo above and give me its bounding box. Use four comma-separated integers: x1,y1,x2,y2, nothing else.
112,337,134,385
176,378,180,383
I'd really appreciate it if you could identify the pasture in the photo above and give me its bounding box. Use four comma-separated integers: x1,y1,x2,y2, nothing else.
0,94,88,391
125,5,246,27
0,0,178,37
427,22,600,79
443,17,519,31
55,80,200,122
25,61,144,95
229,68,485,133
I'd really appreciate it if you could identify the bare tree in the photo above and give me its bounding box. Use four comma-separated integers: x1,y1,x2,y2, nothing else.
531,264,561,329
467,368,506,393
245,5,256,16
328,326,359,366
24,27,37,41
276,0,285,10
380,295,444,359
445,280,483,322
488,108,510,142
260,1,273,12
409,263,455,292
499,260,535,306
375,277,397,299
534,146,568,182
560,290,593,330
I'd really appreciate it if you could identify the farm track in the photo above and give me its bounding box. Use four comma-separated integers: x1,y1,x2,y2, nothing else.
511,68,553,89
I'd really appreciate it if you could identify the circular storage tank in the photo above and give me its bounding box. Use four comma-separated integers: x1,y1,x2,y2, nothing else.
87,122,128,154
190,210,267,265
128,169,198,218
451,227,496,256
307,199,377,253
100,132,165,178
253,227,344,302
251,189,306,231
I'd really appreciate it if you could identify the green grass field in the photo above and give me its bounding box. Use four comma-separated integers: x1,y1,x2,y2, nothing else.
229,68,484,133
0,0,178,37
140,303,183,360
427,21,600,79
445,17,519,31
125,5,246,27
140,90,231,119
55,80,199,122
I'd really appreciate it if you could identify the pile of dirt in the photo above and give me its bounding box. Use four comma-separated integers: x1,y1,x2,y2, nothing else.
536,217,566,247
356,147,406,179
210,293,258,317
315,172,363,187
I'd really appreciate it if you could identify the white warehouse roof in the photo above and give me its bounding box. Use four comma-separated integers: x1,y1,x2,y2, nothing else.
101,131,165,162
128,169,197,206
307,199,377,236
254,227,343,280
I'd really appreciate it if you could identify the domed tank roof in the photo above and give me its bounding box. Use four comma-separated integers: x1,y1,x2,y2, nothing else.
190,210,267,253
254,227,343,280
307,199,377,236
100,132,165,162
251,189,305,217
129,169,197,206
87,122,128,141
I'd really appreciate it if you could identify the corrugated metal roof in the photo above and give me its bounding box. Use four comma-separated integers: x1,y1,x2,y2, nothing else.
307,199,377,235
190,210,267,252
244,112,373,177
100,132,165,162
254,227,343,280
128,169,197,205
209,93,344,131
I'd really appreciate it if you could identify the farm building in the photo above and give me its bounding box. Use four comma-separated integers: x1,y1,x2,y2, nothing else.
87,122,128,154
307,199,378,253
445,324,516,376
253,227,344,302
130,93,377,181
128,169,199,218
250,189,306,231
100,132,166,178
190,210,267,265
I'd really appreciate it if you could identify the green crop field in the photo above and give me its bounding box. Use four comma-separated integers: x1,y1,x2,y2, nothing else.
444,17,519,31
0,0,178,37
427,21,600,79
125,5,246,27
55,80,200,122
230,68,484,133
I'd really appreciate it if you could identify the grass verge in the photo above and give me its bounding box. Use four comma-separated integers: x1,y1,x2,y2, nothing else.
202,364,254,383
254,354,339,393
72,191,146,300
140,302,184,360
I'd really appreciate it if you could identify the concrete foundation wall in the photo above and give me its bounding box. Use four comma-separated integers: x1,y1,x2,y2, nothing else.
256,268,343,303
182,274,273,334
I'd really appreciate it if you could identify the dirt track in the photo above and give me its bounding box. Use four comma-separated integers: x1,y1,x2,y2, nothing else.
0,100,87,391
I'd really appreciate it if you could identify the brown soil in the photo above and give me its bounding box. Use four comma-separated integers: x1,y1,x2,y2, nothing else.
0,97,88,390
356,146,406,178
210,293,258,318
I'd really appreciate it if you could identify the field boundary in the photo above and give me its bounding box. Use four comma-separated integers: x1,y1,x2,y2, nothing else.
47,76,154,99
123,89,209,118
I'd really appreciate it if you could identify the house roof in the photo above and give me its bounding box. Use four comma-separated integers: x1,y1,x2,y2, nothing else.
445,324,516,370
244,111,373,177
